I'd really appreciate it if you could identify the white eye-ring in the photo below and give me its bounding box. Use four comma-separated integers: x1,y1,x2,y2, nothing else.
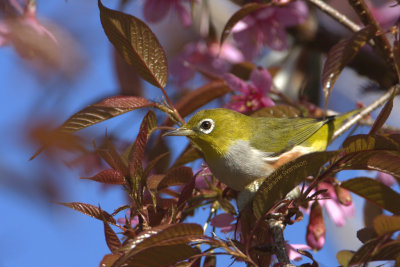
198,118,215,134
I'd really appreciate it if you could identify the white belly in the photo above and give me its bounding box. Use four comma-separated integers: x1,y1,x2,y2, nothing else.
206,140,273,191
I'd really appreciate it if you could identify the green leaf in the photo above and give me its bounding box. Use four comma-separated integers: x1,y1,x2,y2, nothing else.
252,151,338,218
341,177,400,214
373,215,400,236
220,3,266,45
322,25,376,109
113,244,198,267
336,250,354,267
157,166,193,190
59,202,117,225
81,169,126,185
98,0,168,88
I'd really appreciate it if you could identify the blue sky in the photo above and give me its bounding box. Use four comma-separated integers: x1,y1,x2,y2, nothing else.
1,1,399,266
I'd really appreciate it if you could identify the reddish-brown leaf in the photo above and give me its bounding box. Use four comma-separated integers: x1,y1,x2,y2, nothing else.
59,202,117,225
174,80,231,120
120,223,204,254
143,152,170,178
157,166,193,190
113,244,198,267
220,3,266,45
103,221,122,254
172,145,203,168
96,137,129,178
341,177,400,214
373,214,400,236
129,111,157,178
113,49,143,96
177,176,196,210
99,254,120,267
322,25,376,108
81,169,126,185
369,90,395,135
59,96,152,134
99,0,168,88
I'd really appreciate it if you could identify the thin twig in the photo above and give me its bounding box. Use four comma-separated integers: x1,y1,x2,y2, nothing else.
332,84,400,141
307,0,361,32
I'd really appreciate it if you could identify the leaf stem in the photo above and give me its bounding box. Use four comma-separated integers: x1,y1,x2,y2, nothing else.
307,0,360,32
331,84,400,140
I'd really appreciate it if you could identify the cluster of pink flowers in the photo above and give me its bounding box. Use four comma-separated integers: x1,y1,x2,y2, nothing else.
224,68,275,113
143,0,193,27
232,1,308,59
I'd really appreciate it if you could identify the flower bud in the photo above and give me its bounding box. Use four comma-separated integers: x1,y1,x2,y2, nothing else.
306,201,326,250
335,185,353,206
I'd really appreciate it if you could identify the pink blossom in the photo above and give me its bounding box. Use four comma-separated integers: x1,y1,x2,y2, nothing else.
318,183,355,227
370,2,400,30
195,166,213,189
376,172,397,187
117,213,139,226
285,243,311,261
210,213,239,234
306,201,325,250
143,0,193,27
224,68,274,113
0,0,58,63
233,1,308,59
170,41,244,85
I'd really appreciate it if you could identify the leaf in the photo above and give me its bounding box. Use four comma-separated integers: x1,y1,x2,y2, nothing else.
230,61,256,81
59,96,152,134
336,250,354,267
371,240,400,261
98,0,168,88
342,134,399,153
322,25,376,108
356,228,377,243
177,176,196,210
348,239,379,265
172,145,203,168
99,254,120,267
369,90,395,135
113,48,143,96
129,111,157,179
342,150,400,177
172,80,231,123
112,244,198,267
59,202,117,225
250,105,301,118
143,152,170,178
81,169,126,185
96,136,129,178
373,215,400,236
341,177,400,214
103,220,122,254
157,166,193,190
252,151,338,218
220,3,265,45
115,223,204,265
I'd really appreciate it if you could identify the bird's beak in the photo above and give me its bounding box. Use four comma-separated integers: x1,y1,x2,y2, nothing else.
163,127,195,137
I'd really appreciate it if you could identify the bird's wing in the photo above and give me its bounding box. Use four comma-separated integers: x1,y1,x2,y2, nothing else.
250,116,334,155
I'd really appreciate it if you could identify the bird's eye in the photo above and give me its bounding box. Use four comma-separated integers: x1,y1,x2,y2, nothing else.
201,120,211,130
198,119,215,134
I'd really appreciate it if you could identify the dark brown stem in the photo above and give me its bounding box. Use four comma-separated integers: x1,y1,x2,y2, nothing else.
268,217,295,267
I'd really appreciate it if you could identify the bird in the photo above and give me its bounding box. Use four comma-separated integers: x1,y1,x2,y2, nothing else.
164,108,358,191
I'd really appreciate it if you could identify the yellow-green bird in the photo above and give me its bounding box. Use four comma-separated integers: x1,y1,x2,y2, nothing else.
165,108,357,191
